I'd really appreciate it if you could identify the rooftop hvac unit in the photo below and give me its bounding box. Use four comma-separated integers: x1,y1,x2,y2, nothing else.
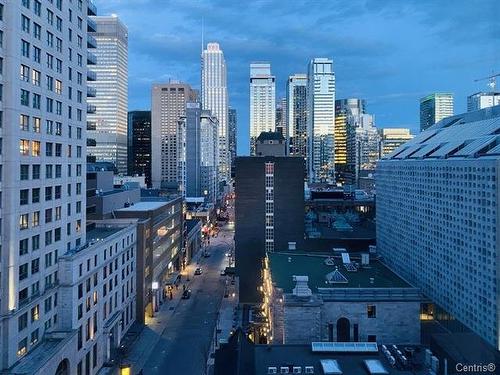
369,245,377,253
361,253,370,265
268,367,277,374
288,242,297,250
293,367,302,374
305,366,314,374
280,367,290,374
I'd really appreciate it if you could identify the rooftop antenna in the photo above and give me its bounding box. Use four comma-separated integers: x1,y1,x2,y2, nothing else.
474,72,500,91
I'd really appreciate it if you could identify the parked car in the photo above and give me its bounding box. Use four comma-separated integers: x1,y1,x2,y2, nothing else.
194,267,202,275
182,289,191,299
220,269,226,276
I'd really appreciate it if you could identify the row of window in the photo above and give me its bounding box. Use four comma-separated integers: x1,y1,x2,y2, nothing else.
20,163,83,180
19,114,83,138
21,90,84,121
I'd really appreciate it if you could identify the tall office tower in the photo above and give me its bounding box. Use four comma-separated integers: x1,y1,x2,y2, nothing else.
307,58,336,183
275,97,287,137
467,91,500,112
0,1,89,370
228,107,237,175
419,92,453,131
378,128,413,157
377,106,500,351
151,82,197,189
178,103,219,204
287,74,307,157
87,16,128,173
349,114,380,180
201,42,229,181
127,111,152,187
334,100,348,176
249,62,276,155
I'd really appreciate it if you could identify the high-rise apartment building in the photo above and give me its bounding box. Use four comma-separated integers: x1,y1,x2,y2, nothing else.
307,58,335,183
178,103,219,204
201,42,229,181
378,128,413,157
87,15,128,173
287,74,307,158
467,91,500,112
127,111,151,187
250,62,276,155
151,82,197,189
377,106,500,350
419,92,453,131
228,107,237,175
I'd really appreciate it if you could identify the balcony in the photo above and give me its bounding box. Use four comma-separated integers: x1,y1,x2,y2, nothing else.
87,34,97,49
87,138,97,147
87,104,96,114
87,18,97,32
88,0,97,16
87,51,97,65
87,120,96,130
87,86,97,97
87,70,97,82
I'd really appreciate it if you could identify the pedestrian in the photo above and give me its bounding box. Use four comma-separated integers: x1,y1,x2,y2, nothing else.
183,284,186,291
169,291,173,300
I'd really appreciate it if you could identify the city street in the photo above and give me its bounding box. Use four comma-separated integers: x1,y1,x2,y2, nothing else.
139,223,234,375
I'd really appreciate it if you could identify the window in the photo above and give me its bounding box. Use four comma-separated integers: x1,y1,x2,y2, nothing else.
19,239,29,256
20,165,29,180
31,258,39,274
18,313,28,332
17,338,27,357
32,93,41,109
21,15,30,33
30,329,39,345
20,115,29,131
22,40,30,58
32,211,39,227
33,23,41,40
32,141,40,156
20,214,29,230
31,305,39,322
45,187,52,201
32,188,40,203
21,90,30,106
32,164,40,179
20,140,29,155
19,264,29,281
34,1,41,16
20,65,30,81
367,305,376,318
33,46,41,63
32,235,40,251
33,117,41,132
20,189,29,205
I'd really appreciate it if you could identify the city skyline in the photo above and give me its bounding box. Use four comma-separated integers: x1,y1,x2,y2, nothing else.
95,0,499,155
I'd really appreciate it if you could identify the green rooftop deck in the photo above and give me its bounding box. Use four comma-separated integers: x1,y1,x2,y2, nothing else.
267,252,409,293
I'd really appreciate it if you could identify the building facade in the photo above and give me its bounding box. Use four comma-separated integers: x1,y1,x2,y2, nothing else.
151,82,197,189
287,74,308,158
250,62,276,155
419,93,453,131
378,128,413,158
178,103,219,204
235,157,304,304
377,106,500,350
228,107,237,176
201,42,229,182
87,16,128,173
275,97,287,138
307,58,335,183
127,110,151,187
467,91,500,112
0,0,90,370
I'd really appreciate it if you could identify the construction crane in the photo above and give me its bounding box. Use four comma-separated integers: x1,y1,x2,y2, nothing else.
474,72,500,91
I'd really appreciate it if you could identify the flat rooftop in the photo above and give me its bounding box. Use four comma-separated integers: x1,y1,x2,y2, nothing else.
115,201,168,212
253,343,427,375
87,226,123,242
268,252,409,292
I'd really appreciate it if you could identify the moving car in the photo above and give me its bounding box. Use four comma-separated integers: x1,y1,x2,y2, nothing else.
182,289,191,299
194,267,202,275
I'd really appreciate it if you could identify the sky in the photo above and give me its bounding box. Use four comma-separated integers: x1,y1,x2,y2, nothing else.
95,0,499,155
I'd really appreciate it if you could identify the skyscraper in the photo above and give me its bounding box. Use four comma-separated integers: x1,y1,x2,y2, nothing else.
250,62,276,155
128,111,152,187
0,0,87,369
275,97,287,138
378,128,413,157
151,82,197,189
467,91,500,112
419,92,453,131
178,103,219,204
377,106,500,351
307,58,335,183
334,100,348,175
201,42,229,181
287,74,308,158
228,107,237,175
87,15,128,173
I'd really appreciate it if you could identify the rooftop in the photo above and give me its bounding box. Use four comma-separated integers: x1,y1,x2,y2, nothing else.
268,252,410,292
257,131,285,142
87,226,123,242
385,105,500,161
116,201,168,212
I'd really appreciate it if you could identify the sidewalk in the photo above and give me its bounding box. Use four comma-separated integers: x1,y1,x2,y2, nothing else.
115,250,205,374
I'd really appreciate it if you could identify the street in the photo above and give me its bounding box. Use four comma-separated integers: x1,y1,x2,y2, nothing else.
140,224,234,375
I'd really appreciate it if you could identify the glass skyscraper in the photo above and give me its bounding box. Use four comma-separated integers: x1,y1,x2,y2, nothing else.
287,74,308,158
87,15,128,173
419,92,453,131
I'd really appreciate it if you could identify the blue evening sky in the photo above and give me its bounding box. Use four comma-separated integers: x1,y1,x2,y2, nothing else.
95,0,499,155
